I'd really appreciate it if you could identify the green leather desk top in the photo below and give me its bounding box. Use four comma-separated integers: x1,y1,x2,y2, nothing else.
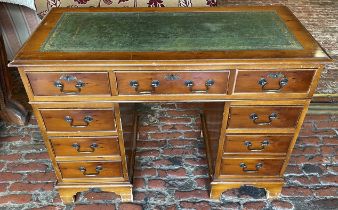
41,11,303,52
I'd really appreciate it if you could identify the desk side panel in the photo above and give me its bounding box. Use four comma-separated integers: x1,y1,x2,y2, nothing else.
119,103,137,180
202,102,225,176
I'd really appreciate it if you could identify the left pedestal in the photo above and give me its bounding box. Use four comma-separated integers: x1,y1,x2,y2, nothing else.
28,101,137,204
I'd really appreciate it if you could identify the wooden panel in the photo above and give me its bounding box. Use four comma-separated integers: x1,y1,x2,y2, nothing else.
50,137,120,157
116,71,229,95
227,106,303,129
220,158,284,176
223,135,293,155
234,70,316,94
40,109,116,132
58,161,123,178
119,103,137,178
202,102,226,174
26,72,111,96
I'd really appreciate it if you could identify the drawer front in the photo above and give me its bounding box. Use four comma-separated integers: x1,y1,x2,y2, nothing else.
116,71,229,95
40,109,116,132
26,72,111,96
227,106,303,129
224,135,292,154
234,70,315,93
220,158,284,176
51,137,120,157
58,161,123,179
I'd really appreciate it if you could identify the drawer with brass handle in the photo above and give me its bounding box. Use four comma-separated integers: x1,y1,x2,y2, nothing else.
234,70,316,94
39,109,116,132
58,161,123,179
227,106,303,129
223,135,293,155
26,72,111,96
220,158,284,176
115,71,229,95
50,137,120,157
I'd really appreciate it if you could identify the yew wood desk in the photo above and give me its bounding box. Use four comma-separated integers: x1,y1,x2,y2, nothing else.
10,6,331,203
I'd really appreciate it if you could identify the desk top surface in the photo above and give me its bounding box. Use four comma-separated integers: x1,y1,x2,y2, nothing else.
41,11,302,52
12,6,331,66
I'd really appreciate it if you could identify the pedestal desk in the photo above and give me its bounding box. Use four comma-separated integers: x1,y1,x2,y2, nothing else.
10,6,331,203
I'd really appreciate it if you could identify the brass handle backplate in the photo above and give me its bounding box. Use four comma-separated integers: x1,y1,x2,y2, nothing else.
258,73,288,92
54,74,85,95
72,142,98,153
130,80,160,94
64,115,93,128
250,112,278,126
244,140,269,151
240,162,263,173
79,165,102,177
184,79,215,93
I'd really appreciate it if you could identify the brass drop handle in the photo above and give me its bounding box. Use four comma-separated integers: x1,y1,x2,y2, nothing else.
64,115,93,128
72,142,98,153
79,165,102,177
184,79,215,93
244,140,269,152
250,112,278,126
258,76,288,92
130,80,160,94
54,74,85,95
240,162,263,173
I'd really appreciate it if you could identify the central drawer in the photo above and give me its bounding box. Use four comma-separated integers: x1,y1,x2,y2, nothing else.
40,109,117,132
115,71,229,95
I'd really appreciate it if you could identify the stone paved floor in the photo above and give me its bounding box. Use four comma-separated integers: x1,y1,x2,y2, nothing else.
0,103,337,210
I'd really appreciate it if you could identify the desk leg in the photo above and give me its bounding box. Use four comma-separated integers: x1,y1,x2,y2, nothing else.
210,180,284,200
57,188,75,204
56,183,133,204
